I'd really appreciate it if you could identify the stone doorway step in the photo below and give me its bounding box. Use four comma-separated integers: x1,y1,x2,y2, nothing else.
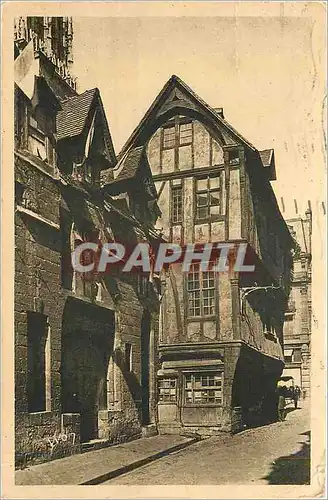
81,438,110,453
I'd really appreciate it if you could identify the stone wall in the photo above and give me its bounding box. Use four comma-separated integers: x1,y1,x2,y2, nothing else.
15,155,67,466
15,153,159,466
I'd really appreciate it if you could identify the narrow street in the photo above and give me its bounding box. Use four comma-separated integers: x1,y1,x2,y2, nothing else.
104,401,310,485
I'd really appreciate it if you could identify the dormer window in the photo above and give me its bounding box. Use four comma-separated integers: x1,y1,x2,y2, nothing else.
28,115,47,161
229,150,240,166
28,110,55,168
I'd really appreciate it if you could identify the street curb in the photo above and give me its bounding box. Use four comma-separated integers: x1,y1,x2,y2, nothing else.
80,437,199,485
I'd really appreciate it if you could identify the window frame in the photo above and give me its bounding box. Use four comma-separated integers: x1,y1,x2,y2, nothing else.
27,111,56,168
183,371,223,407
28,115,47,160
195,175,221,222
228,149,240,166
27,311,50,413
186,262,216,318
74,229,99,300
162,123,176,150
125,342,133,372
284,312,294,322
171,185,183,224
158,377,178,403
293,348,302,363
285,348,302,364
179,121,193,146
161,117,193,151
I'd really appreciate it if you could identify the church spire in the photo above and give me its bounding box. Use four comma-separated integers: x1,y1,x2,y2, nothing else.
14,16,76,90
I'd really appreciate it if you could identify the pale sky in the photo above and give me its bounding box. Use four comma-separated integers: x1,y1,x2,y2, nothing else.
73,14,326,219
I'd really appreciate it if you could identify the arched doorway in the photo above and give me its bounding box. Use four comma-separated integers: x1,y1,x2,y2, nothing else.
61,298,114,442
61,336,110,441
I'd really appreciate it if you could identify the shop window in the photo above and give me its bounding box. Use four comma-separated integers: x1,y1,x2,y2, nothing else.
158,378,177,402
27,312,50,413
187,263,216,317
171,186,183,223
195,176,220,220
184,372,223,405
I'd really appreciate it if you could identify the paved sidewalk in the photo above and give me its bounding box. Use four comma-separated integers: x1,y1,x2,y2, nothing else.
15,434,198,485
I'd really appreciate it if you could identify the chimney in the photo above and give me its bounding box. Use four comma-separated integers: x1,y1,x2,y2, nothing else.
214,107,224,119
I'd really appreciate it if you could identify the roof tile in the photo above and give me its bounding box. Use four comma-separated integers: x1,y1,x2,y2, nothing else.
56,88,98,141
111,146,144,183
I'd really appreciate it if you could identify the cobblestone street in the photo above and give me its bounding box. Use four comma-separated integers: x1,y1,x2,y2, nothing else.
105,401,310,485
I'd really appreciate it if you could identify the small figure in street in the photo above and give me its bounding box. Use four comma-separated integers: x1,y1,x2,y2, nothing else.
293,385,301,409
277,385,287,421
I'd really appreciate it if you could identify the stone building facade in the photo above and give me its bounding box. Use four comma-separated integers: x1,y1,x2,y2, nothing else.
14,16,299,467
118,75,295,434
14,17,161,467
282,209,312,397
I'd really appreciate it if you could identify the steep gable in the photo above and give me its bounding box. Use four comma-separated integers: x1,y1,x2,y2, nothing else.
103,145,157,199
114,146,144,182
119,74,256,156
56,87,116,168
